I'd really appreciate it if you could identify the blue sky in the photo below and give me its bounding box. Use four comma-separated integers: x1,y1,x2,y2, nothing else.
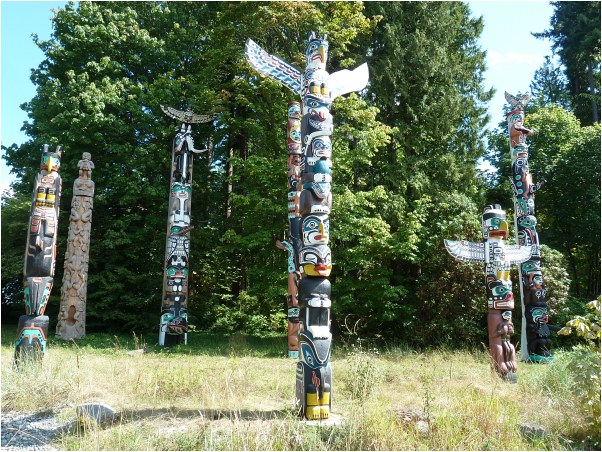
1,1,555,191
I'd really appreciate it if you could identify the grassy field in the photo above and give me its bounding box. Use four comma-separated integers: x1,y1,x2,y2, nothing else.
1,325,598,450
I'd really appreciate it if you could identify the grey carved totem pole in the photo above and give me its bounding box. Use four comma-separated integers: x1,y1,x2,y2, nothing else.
445,205,533,382
159,106,212,346
505,92,553,363
246,32,369,419
15,145,62,363
56,153,95,340
276,101,303,359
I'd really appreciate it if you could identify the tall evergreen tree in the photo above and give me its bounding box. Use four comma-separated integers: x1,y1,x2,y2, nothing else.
530,56,571,109
534,1,601,125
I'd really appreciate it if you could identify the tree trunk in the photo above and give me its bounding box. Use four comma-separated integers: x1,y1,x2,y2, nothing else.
566,247,581,296
226,146,233,218
587,59,599,124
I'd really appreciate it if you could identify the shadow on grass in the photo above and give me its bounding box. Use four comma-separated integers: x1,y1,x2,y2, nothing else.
121,407,296,423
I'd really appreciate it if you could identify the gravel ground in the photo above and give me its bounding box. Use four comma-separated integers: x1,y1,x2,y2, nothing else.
1,410,73,451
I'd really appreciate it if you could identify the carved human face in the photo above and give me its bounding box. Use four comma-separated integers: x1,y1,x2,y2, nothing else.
299,245,332,277
302,213,330,245
308,136,332,159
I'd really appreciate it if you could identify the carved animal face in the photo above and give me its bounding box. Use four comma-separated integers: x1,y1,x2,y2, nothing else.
482,206,508,240
305,33,328,70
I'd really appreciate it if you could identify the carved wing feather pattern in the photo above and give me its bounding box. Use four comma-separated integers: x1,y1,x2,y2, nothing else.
245,38,302,94
444,240,485,263
504,244,534,264
160,105,213,124
329,63,370,99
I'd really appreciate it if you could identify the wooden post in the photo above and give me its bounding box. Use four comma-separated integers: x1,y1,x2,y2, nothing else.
56,153,95,340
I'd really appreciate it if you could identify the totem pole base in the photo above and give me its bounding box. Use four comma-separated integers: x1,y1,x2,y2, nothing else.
500,371,517,384
296,362,332,420
14,315,49,364
159,330,187,347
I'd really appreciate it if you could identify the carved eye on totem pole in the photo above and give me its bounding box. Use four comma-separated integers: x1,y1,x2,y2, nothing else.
487,279,513,303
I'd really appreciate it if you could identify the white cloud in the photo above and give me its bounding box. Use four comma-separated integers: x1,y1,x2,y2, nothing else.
488,51,545,70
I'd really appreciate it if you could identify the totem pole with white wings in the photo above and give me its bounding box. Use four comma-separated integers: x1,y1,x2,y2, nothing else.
445,205,534,382
245,32,368,419
159,106,213,346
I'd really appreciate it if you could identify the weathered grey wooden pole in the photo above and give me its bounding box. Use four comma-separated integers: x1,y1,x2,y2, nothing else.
56,152,95,340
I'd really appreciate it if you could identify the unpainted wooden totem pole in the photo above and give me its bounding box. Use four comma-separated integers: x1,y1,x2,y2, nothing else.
246,32,369,419
445,205,534,382
276,101,303,359
159,106,212,346
15,145,62,363
56,152,95,340
505,92,553,363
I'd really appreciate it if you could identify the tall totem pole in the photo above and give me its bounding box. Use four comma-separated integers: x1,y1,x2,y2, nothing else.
505,92,553,363
245,32,369,419
276,101,303,359
159,106,213,346
445,205,534,382
56,152,95,340
15,145,63,362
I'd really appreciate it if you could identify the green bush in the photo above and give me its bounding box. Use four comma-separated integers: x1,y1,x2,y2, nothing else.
557,298,601,448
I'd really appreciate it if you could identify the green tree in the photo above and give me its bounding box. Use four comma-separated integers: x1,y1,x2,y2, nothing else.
530,56,571,109
2,1,499,347
534,1,601,125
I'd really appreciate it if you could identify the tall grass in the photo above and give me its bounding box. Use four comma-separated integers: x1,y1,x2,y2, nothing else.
1,326,596,450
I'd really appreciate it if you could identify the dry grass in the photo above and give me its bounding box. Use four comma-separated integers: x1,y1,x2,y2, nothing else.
0,328,595,450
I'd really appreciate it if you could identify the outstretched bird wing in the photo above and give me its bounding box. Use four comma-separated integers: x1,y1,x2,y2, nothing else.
504,244,534,264
444,240,485,263
160,105,213,124
329,63,370,99
245,38,302,94
504,91,532,110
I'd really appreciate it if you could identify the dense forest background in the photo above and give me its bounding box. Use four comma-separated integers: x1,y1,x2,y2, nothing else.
2,1,600,347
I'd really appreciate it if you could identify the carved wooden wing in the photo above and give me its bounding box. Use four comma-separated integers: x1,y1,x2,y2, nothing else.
504,91,531,110
444,240,485,263
245,38,302,94
504,244,534,264
160,105,213,124
329,63,369,99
